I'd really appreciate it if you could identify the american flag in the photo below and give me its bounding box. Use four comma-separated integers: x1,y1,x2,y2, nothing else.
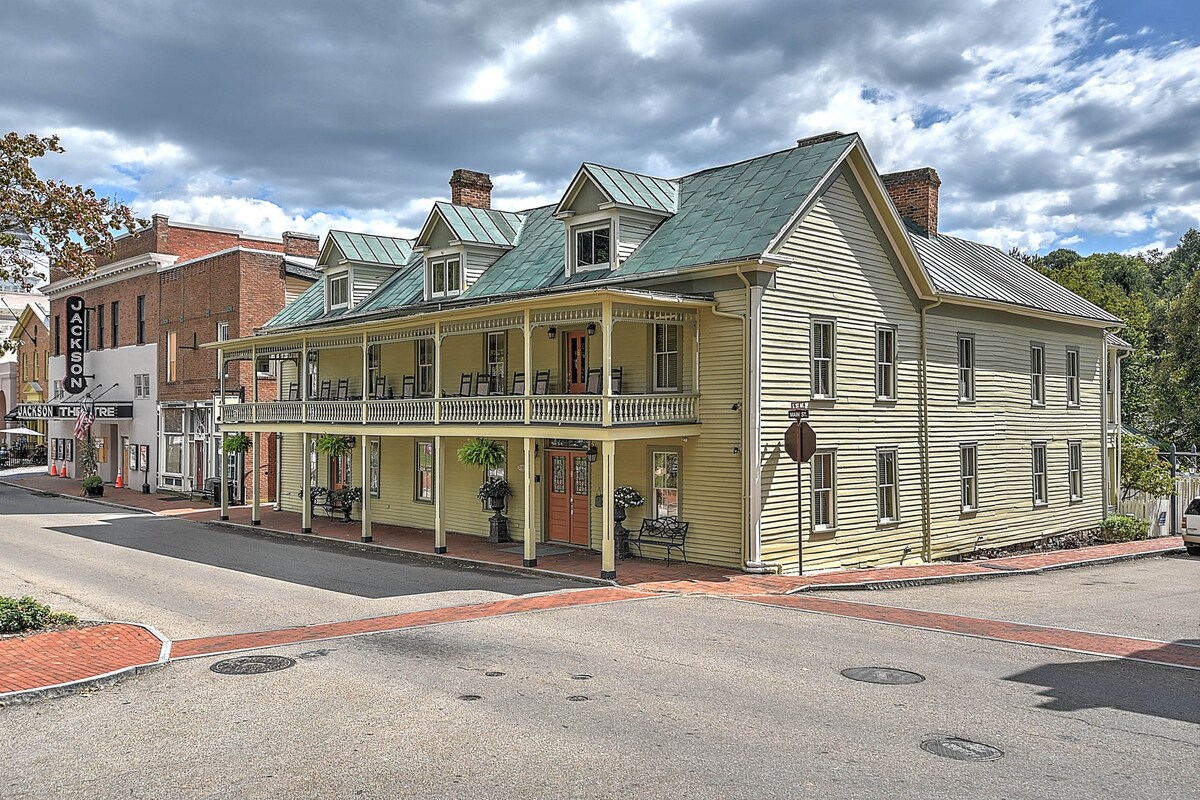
73,403,95,440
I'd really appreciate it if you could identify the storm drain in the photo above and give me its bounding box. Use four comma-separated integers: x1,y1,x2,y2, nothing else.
210,655,296,675
920,736,1004,762
840,667,925,685
485,671,506,677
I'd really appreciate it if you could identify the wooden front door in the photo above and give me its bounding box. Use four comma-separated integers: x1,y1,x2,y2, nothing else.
565,331,588,394
547,449,591,545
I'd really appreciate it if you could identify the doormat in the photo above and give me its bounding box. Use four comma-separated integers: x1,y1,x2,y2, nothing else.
497,544,574,557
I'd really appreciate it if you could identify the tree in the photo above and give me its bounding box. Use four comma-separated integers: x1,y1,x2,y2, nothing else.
1153,268,1200,443
1120,434,1174,499
1,132,142,291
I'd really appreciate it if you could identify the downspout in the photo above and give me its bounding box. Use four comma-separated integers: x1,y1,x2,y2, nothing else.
711,265,778,574
918,297,944,563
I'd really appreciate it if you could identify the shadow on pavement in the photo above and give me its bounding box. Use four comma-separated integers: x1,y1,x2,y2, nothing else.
1005,640,1200,725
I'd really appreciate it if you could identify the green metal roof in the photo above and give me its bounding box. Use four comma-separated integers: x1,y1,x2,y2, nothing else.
262,280,326,329
581,163,678,214
353,252,427,312
329,230,413,265
433,202,524,247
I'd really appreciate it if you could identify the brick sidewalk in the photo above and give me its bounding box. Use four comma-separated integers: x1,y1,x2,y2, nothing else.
0,623,165,698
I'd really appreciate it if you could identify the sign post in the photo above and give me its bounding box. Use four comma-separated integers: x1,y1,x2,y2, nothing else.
786,402,815,574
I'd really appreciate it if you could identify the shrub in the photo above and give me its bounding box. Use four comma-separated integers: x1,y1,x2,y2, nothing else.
477,477,511,501
0,595,79,634
315,434,354,458
1101,514,1150,542
81,474,103,491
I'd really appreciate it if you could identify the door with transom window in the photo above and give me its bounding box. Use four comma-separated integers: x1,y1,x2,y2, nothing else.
546,449,590,545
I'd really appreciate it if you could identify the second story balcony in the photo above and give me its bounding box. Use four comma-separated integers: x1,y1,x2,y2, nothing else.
218,293,709,431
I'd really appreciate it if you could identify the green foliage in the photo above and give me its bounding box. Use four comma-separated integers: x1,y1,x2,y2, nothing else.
0,595,79,634
477,477,511,501
331,486,362,505
221,433,253,454
314,434,353,458
1100,514,1150,542
457,438,506,470
81,474,103,491
1154,269,1200,443
1120,434,1174,498
77,439,98,479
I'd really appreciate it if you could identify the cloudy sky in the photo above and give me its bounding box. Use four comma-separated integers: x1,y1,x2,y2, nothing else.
4,0,1198,255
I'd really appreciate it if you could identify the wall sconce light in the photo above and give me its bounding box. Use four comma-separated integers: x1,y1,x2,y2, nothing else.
586,322,596,336
547,326,557,340
586,444,598,463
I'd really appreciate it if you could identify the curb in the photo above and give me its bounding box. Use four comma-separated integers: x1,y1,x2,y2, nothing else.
203,519,617,588
0,479,154,516
787,544,1185,594
0,621,172,707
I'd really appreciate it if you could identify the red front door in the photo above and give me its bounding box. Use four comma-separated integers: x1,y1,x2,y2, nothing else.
547,449,591,545
565,331,587,394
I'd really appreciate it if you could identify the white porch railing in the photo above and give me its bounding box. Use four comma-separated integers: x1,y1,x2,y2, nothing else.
220,392,698,428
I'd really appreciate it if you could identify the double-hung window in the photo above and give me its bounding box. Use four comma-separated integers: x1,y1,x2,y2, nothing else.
136,295,146,344
416,338,435,397
369,438,381,498
958,335,975,402
110,301,119,347
1065,347,1080,407
574,225,611,270
812,451,836,530
96,304,105,349
329,275,349,308
1030,343,1045,405
134,373,150,399
1031,442,1048,506
485,332,507,386
960,443,978,512
653,323,680,392
876,326,896,400
1068,441,1083,501
415,440,435,502
876,448,899,523
811,321,835,399
650,450,680,518
429,257,462,298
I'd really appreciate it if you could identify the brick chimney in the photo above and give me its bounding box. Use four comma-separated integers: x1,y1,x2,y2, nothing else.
282,231,320,258
881,167,941,237
152,213,170,252
449,169,493,209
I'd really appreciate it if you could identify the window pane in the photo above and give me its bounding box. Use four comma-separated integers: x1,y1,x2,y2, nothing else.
447,259,461,292
432,262,445,294
593,228,610,263
653,451,680,517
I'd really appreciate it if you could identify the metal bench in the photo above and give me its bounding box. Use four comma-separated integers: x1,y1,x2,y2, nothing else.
628,516,689,564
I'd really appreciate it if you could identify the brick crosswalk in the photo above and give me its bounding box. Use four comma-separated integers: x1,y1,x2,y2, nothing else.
0,623,164,697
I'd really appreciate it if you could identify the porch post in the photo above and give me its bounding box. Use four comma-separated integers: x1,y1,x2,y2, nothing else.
301,336,309,423
250,431,261,525
361,333,369,424
433,322,443,425
218,346,229,521
434,435,446,553
600,438,616,580
693,315,701,396
301,431,313,534
523,310,532,425
523,436,536,566
360,434,372,542
602,299,613,427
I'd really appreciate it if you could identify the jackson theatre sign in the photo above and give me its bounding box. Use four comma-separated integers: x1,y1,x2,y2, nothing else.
6,403,134,420
65,295,88,393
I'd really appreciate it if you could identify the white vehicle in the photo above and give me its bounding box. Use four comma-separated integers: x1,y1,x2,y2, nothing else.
1185,497,1200,556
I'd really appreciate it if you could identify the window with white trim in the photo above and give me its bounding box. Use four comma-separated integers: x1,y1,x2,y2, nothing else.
1030,343,1045,405
429,256,462,299
812,451,835,530
134,373,151,399
416,338,435,397
1068,440,1083,501
651,449,680,518
1066,347,1080,406
415,440,434,502
574,224,611,270
960,443,978,512
653,323,680,392
165,330,178,383
369,438,381,498
876,448,899,523
876,326,896,400
485,332,507,387
958,335,975,402
330,275,349,308
812,320,835,399
1032,442,1048,506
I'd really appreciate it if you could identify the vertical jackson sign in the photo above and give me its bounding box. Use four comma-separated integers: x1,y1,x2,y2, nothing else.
65,295,88,394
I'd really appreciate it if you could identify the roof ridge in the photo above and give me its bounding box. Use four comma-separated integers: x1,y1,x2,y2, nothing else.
673,133,859,182
582,161,677,184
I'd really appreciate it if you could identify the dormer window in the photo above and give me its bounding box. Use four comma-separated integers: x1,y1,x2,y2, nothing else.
430,256,462,299
329,275,349,309
574,224,612,270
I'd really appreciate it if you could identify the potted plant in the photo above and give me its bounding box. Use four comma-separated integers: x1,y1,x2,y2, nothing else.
314,434,354,459
613,486,644,558
457,438,512,543
221,433,253,455
82,474,104,497
331,486,363,523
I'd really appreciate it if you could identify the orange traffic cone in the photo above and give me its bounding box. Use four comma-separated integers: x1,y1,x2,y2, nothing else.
115,470,124,489
49,462,58,476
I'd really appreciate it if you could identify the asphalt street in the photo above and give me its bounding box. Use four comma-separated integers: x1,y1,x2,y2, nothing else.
0,483,589,638
3,592,1197,799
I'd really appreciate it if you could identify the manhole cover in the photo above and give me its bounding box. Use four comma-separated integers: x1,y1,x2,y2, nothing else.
920,736,1004,762
841,667,925,685
485,671,505,677
458,694,482,701
570,674,593,681
210,655,296,675
567,695,589,702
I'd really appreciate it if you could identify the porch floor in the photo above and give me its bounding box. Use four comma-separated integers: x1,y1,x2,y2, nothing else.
1,473,731,585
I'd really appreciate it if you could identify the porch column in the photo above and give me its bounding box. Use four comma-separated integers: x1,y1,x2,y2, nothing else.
523,436,536,566
218,347,229,521
360,434,372,542
523,310,532,424
361,333,369,424
433,322,442,424
693,316,701,396
602,300,613,427
250,431,261,525
301,336,309,423
301,431,313,534
601,439,616,580
434,435,446,553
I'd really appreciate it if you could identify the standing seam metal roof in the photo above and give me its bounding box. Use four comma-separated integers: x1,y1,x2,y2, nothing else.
581,163,678,214
328,230,414,265
433,202,523,247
